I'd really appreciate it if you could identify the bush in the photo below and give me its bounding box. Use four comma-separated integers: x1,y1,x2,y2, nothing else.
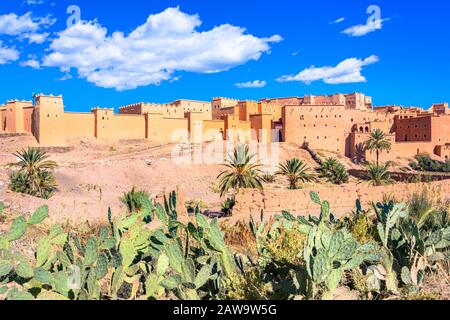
221,197,236,217
277,158,316,189
120,187,149,213
320,158,349,185
410,154,450,173
364,162,393,186
185,199,208,214
224,268,271,300
262,171,276,183
8,147,58,199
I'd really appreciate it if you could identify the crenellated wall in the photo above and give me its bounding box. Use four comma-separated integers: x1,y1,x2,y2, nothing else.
1,93,448,163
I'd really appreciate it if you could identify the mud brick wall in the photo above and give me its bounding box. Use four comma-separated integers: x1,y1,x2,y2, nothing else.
234,180,450,217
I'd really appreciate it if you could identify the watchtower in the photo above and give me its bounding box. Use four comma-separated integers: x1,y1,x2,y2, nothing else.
33,94,66,145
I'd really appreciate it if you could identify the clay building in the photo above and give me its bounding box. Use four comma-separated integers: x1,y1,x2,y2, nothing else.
1,92,448,163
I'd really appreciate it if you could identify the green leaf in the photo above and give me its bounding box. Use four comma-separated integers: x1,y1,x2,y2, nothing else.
182,258,196,283
36,236,51,267
281,211,295,221
154,204,168,225
145,274,160,297
56,251,71,268
83,236,99,266
34,267,54,284
207,219,226,252
7,216,27,241
325,269,342,293
156,253,169,276
165,241,183,274
194,264,211,289
28,206,49,225
53,272,70,296
195,212,209,231
0,260,13,277
95,253,108,280
99,226,109,243
401,267,412,286
320,201,330,221
310,191,321,205
160,275,181,290
101,237,116,250
8,289,35,300
16,260,34,279
51,233,68,246
119,238,136,268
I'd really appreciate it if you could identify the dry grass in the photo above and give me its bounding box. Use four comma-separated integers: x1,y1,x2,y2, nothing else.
221,220,257,257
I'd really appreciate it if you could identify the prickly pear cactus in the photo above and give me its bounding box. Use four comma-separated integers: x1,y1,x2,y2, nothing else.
304,221,379,299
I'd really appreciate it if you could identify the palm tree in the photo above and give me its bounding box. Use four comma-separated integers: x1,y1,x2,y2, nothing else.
217,144,264,197
8,147,58,199
277,158,316,189
320,158,349,185
364,162,393,186
365,129,392,166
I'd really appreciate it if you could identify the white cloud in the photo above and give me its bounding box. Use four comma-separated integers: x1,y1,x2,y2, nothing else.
330,17,345,24
341,19,388,37
235,80,267,88
0,12,39,36
277,55,379,85
0,12,55,44
20,58,40,69
42,7,283,90
25,0,45,5
22,32,49,44
0,42,20,64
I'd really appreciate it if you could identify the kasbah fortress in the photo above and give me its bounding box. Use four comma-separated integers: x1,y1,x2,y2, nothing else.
1,92,449,163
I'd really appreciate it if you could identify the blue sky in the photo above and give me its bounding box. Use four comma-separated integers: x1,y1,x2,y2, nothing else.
0,0,449,112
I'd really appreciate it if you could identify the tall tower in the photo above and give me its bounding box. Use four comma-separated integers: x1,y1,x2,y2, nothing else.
92,108,115,140
33,94,66,145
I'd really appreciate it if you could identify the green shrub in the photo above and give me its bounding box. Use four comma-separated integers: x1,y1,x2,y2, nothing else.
262,229,306,265
277,158,316,189
120,187,149,213
217,144,264,197
8,147,58,199
364,162,393,186
410,154,450,173
224,268,271,300
221,197,235,217
346,211,377,244
320,158,349,185
262,171,276,183
185,199,208,214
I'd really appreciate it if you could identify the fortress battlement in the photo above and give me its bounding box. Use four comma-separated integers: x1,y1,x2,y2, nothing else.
1,92,448,162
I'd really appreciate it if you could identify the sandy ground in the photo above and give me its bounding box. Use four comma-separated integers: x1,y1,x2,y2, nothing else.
0,134,322,223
